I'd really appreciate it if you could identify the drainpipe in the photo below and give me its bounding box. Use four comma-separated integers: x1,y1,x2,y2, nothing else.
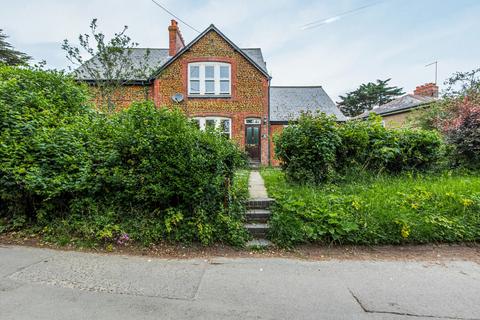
267,78,271,166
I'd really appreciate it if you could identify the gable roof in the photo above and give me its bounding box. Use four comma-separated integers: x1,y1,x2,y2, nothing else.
358,94,436,118
269,86,346,122
74,26,269,83
150,24,270,79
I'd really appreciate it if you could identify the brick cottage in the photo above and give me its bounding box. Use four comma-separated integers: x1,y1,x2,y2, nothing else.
76,20,346,165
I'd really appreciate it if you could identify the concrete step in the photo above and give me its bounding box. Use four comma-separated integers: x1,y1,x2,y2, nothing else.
245,209,271,223
246,238,272,248
244,223,269,238
247,198,275,210
248,161,261,170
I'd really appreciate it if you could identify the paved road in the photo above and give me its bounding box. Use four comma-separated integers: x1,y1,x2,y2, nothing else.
1,245,479,320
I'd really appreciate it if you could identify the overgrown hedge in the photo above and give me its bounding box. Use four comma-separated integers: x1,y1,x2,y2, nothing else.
0,66,249,246
274,113,445,184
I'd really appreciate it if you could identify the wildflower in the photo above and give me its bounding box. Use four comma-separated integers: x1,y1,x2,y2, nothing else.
116,233,130,246
352,200,361,210
401,225,410,238
461,198,474,207
411,203,419,209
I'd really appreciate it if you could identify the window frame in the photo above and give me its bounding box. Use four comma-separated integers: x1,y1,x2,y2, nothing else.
245,118,262,125
192,116,232,138
188,62,231,97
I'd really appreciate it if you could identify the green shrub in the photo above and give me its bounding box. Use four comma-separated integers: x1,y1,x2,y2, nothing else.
274,112,444,185
336,114,390,170
337,115,444,173
0,65,92,220
262,168,480,248
393,129,444,172
274,113,341,184
0,66,249,246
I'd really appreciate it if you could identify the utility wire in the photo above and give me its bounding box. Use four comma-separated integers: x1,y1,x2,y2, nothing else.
149,0,201,33
301,0,387,30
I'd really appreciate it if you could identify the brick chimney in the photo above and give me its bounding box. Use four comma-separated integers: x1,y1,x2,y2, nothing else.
414,83,439,98
168,20,185,56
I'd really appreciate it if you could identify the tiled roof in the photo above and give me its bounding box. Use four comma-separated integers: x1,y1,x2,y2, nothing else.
241,48,268,75
269,86,346,122
358,94,436,118
75,24,269,82
74,48,171,81
74,47,267,82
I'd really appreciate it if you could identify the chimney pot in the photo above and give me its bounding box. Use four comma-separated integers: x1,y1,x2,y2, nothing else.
414,83,439,98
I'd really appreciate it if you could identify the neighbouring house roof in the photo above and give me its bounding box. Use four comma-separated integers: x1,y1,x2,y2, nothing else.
75,25,269,82
358,94,436,118
269,86,347,122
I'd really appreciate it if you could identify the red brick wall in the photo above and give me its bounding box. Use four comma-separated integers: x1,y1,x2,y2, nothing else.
154,30,270,164
89,85,152,111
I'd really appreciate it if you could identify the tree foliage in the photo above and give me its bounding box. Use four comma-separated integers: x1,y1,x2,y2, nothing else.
337,79,404,117
411,67,480,168
0,29,31,66
62,19,155,113
443,67,480,97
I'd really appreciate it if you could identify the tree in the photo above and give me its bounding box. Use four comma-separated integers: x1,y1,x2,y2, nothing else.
443,67,480,97
412,67,480,130
411,67,480,167
0,29,30,66
62,19,154,113
337,79,404,117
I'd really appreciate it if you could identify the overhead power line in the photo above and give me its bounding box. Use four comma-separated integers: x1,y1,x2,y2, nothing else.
301,0,387,30
149,0,201,33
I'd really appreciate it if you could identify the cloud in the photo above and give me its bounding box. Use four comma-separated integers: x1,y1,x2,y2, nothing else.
1,0,479,100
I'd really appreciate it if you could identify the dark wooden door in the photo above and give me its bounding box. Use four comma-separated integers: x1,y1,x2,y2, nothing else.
245,124,261,161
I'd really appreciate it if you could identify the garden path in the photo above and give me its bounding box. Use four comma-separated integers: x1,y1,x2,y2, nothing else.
248,170,269,199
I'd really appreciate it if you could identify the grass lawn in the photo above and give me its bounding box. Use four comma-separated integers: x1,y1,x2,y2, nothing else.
261,168,480,247
233,169,250,200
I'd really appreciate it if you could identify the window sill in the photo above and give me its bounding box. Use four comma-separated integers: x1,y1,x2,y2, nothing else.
188,94,232,99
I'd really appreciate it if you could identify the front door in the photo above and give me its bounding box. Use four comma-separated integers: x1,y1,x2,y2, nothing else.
245,123,261,161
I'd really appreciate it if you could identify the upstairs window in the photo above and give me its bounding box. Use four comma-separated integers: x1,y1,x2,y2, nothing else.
188,62,231,96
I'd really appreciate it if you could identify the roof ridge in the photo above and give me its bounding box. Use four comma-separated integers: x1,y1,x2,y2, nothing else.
130,47,168,50
270,85,323,88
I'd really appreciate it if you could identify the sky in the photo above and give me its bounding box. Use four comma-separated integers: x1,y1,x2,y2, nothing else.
1,0,479,100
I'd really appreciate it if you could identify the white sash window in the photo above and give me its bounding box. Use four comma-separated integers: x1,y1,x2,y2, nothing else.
192,117,231,138
188,62,231,96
